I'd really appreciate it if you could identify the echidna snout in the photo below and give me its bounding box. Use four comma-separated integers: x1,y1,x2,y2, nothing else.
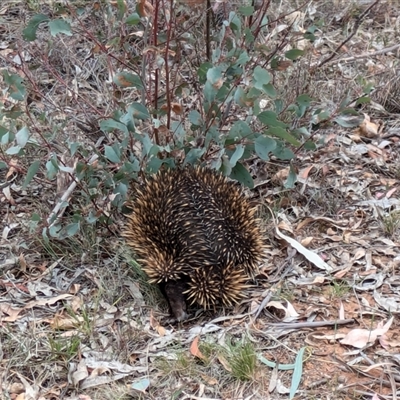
162,280,188,321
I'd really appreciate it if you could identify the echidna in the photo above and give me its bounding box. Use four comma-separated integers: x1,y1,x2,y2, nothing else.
123,166,265,321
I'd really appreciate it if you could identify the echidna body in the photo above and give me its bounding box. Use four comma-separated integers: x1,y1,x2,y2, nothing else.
123,166,265,320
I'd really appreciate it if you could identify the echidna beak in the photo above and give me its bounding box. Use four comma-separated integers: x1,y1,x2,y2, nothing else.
175,309,188,322
163,280,189,322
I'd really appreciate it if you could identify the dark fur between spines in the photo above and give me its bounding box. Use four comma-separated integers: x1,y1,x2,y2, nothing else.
123,166,265,321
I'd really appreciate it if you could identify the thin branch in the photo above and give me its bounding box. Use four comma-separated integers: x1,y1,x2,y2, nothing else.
317,0,381,68
312,43,400,68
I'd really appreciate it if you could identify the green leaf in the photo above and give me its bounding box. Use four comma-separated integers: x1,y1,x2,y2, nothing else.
23,160,41,189
104,145,121,163
356,96,371,105
2,71,26,101
131,378,150,393
258,354,295,370
29,213,41,232
126,13,140,25
1,132,11,145
290,347,306,399
205,126,220,147
136,133,152,155
304,31,316,42
171,121,185,143
207,67,223,85
123,159,140,173
285,49,304,60
31,213,41,222
49,224,62,238
6,145,22,155
238,6,254,16
312,109,330,124
235,50,250,67
113,72,143,89
59,165,74,173
204,81,217,104
0,162,7,170
116,0,127,20
16,126,30,147
274,99,284,114
146,157,164,173
129,102,149,120
69,141,80,156
46,158,59,180
230,144,245,167
86,211,99,224
0,125,8,141
303,140,316,150
61,222,80,239
292,127,310,139
113,182,128,206
234,87,247,107
334,115,363,128
341,108,360,116
230,163,253,188
229,120,252,140
263,83,277,98
148,144,160,157
48,19,72,36
254,136,276,160
296,94,312,107
219,157,232,176
338,94,352,112
189,110,203,126
253,66,271,89
272,143,295,160
257,111,287,129
23,14,49,41
216,83,230,101
100,119,128,135
184,148,206,166
284,165,297,189
362,82,374,94
268,126,301,146
197,62,212,84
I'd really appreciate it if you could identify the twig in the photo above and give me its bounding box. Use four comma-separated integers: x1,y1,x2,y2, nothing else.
312,43,400,68
317,0,381,69
47,181,77,227
266,319,355,329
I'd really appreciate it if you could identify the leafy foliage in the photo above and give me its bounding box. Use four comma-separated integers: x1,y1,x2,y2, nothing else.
0,1,371,240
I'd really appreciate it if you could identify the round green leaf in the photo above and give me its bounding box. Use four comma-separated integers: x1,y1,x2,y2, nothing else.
230,144,245,167
296,94,312,107
48,19,72,36
129,102,149,120
6,145,22,155
23,160,41,189
253,66,271,89
257,111,287,129
230,163,253,188
188,110,203,126
126,13,140,25
229,120,252,140
285,49,305,60
284,165,297,189
16,127,30,148
254,136,276,160
268,126,301,147
23,14,49,41
113,72,144,89
104,145,121,163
